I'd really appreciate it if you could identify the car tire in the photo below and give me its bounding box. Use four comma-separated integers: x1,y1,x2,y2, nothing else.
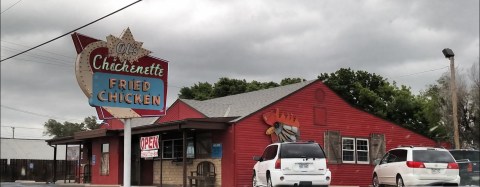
267,174,273,187
396,175,405,187
372,173,383,187
252,171,258,187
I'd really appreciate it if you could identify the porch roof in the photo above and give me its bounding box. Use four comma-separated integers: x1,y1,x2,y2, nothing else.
128,117,238,135
46,117,236,145
46,128,120,145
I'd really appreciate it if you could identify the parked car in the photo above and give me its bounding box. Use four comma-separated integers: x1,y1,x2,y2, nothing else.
252,141,331,187
372,146,460,187
449,149,480,186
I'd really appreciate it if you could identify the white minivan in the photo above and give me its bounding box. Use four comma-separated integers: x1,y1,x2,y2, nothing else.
253,141,331,187
372,146,460,186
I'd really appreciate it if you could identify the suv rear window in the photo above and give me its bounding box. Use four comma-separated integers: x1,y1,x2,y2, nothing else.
280,143,325,158
449,150,480,162
413,150,455,163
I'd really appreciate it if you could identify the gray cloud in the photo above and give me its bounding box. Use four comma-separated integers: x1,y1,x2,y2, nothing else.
1,0,478,139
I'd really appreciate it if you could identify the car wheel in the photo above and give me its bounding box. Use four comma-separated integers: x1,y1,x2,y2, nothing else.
372,174,382,187
396,175,404,187
267,174,273,187
252,171,258,187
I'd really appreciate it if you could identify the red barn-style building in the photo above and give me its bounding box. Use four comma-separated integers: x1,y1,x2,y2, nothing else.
47,80,443,186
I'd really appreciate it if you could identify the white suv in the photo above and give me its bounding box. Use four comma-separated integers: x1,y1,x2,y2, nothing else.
252,141,331,187
372,146,460,186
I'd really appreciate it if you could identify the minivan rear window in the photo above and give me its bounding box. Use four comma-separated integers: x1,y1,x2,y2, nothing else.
413,150,455,163
449,150,479,162
280,143,325,158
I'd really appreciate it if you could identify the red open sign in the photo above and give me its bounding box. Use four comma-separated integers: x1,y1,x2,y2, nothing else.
140,135,159,151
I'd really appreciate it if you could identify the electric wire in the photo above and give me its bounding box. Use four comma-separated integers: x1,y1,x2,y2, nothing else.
391,66,449,78
0,0,143,62
1,105,82,122
1,0,22,14
1,40,75,60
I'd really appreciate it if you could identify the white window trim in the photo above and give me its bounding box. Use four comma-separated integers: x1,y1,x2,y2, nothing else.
342,137,356,164
356,138,370,164
342,137,370,164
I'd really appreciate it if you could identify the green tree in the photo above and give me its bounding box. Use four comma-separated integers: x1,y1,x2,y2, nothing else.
280,78,306,86
213,78,248,98
43,116,100,138
178,77,303,100
179,82,213,101
423,63,480,148
318,68,432,138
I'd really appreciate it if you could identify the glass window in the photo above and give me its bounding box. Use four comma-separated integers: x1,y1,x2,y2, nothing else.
342,137,370,164
280,143,326,158
162,140,173,158
101,143,109,175
162,138,194,159
265,145,278,160
356,139,369,163
449,150,480,162
413,150,455,163
342,138,355,163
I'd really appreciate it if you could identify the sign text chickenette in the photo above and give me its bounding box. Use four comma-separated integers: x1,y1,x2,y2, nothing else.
72,28,168,119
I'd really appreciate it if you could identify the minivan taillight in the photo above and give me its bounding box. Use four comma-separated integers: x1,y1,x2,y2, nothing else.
275,159,281,169
467,163,473,172
406,161,425,168
447,162,459,169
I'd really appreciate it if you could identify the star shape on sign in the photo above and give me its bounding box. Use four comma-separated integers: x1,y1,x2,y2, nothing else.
106,27,151,64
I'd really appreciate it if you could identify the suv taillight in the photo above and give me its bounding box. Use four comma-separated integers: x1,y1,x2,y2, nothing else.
406,161,425,168
447,162,459,169
275,159,281,169
467,163,473,172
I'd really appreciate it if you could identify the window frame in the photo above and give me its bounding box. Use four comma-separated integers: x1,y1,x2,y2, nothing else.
342,137,356,164
162,138,194,159
341,137,370,164
100,143,110,176
356,138,369,164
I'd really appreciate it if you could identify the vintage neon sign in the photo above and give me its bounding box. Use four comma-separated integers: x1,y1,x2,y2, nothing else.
72,28,168,119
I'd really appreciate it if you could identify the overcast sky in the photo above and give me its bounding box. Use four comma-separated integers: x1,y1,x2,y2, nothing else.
1,0,478,139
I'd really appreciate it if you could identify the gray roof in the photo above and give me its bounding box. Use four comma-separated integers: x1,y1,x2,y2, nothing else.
181,80,316,122
1,138,69,160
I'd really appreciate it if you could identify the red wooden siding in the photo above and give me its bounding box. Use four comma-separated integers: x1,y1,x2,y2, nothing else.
157,100,205,123
91,136,123,185
233,80,438,187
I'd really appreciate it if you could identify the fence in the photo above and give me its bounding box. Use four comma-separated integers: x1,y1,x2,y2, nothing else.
0,159,77,182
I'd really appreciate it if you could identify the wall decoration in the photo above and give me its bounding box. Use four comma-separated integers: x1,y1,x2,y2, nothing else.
262,108,300,142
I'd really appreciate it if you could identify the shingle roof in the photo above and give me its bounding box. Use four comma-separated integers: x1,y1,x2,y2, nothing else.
1,138,69,160
181,80,316,122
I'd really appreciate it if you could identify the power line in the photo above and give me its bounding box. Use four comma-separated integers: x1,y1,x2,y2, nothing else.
1,0,22,14
0,104,82,122
1,40,75,60
0,0,143,62
392,66,449,78
1,126,43,130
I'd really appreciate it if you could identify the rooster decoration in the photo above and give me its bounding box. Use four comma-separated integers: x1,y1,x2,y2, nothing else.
262,108,300,142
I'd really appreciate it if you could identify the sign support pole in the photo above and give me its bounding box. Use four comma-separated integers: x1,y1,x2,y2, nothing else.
123,118,132,187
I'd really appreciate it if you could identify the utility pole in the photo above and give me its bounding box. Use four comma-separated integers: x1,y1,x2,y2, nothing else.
442,48,460,149
11,127,15,139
